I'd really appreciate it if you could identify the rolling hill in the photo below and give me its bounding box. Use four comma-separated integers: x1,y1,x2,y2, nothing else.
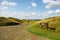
27,16,60,40
0,17,20,26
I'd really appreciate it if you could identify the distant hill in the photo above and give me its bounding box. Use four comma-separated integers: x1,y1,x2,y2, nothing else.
0,17,21,26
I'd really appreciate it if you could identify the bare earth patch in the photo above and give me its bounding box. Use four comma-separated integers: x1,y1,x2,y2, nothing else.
0,24,51,40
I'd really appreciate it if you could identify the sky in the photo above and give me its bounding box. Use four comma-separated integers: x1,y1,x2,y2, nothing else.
0,0,60,19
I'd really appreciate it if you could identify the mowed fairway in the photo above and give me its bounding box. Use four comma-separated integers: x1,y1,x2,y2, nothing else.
0,24,50,40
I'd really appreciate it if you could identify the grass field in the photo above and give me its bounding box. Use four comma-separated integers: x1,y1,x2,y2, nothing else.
27,16,60,40
27,26,60,40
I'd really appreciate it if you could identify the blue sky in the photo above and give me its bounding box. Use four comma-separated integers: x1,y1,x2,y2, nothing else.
0,0,60,19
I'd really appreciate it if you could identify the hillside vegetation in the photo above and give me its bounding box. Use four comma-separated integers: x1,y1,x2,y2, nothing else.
27,16,60,40
0,17,40,26
0,17,20,26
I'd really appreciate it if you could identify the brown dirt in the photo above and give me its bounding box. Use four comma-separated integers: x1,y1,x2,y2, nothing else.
0,24,51,40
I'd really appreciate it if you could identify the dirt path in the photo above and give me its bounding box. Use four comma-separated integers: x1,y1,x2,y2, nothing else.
0,24,51,40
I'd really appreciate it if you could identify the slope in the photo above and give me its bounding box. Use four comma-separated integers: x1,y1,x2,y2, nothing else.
27,16,60,40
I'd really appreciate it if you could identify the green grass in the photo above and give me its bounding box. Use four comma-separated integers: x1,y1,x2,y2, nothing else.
27,26,60,40
27,16,60,40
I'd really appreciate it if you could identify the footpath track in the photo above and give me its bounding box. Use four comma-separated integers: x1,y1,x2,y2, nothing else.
0,24,51,40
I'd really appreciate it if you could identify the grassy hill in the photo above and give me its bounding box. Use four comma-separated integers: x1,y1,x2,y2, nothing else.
0,16,41,26
0,17,20,26
27,16,60,40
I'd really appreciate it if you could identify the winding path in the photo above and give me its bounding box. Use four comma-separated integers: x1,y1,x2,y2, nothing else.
0,24,51,40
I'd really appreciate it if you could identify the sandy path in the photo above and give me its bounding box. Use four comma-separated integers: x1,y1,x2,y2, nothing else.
0,24,51,40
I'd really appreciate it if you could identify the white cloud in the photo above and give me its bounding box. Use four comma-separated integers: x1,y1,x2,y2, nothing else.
1,6,8,10
0,11,43,19
31,12,37,15
46,3,54,9
43,10,60,17
47,10,54,14
0,10,60,19
1,1,9,6
1,0,17,6
43,15,46,17
9,2,17,6
0,11,17,17
32,2,37,7
43,0,60,9
21,12,38,17
1,0,17,10
42,10,60,17
44,10,60,14
43,13,47,17
43,0,53,3
55,9,60,13
10,12,17,16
